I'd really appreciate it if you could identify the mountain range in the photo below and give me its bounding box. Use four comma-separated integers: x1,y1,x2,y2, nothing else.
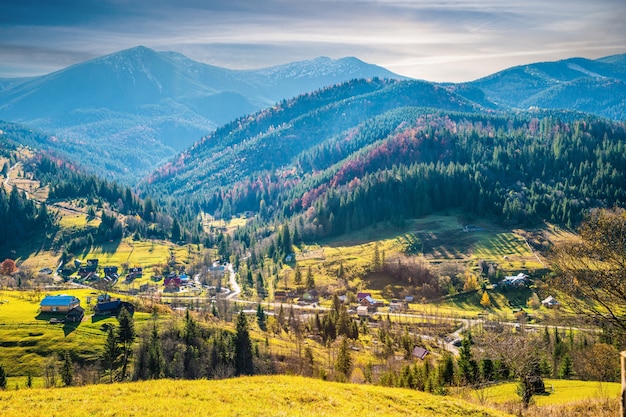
0,46,403,182
0,46,624,184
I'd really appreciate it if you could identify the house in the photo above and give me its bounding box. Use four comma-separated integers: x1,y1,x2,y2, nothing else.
103,266,118,276
356,305,369,317
404,295,414,303
500,273,528,287
356,292,372,303
40,295,80,313
412,346,429,360
274,291,287,302
129,267,143,278
86,259,99,272
94,294,122,316
389,299,405,312
66,306,85,323
164,275,182,291
541,296,560,309
93,294,133,316
360,296,383,312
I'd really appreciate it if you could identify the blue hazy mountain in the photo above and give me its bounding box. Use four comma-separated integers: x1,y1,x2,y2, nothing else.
0,46,405,181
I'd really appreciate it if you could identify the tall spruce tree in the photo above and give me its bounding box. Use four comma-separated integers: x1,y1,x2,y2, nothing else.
61,351,73,387
147,323,164,379
335,337,353,381
117,307,136,381
234,311,254,375
102,325,119,383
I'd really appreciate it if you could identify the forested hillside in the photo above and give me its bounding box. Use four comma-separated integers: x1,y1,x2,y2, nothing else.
0,122,196,260
141,77,626,242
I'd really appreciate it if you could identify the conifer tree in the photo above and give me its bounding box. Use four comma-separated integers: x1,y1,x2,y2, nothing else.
305,266,315,289
61,351,73,387
147,323,164,379
335,337,353,381
235,311,254,375
117,307,136,381
103,325,120,383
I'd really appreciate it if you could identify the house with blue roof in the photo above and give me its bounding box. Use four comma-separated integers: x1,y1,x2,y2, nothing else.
40,295,80,313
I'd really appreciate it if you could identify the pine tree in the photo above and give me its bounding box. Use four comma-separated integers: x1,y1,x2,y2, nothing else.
235,311,254,375
61,351,73,387
294,268,302,286
103,325,120,383
281,223,292,258
305,266,315,289
335,337,353,381
558,353,573,379
117,307,136,381
147,323,164,379
256,304,266,331
171,218,181,242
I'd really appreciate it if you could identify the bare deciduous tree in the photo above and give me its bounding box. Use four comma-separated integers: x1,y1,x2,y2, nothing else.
551,207,626,333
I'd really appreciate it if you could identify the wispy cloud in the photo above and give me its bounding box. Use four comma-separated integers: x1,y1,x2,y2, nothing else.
1,0,624,81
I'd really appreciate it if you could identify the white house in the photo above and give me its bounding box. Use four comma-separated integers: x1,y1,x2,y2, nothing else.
541,295,560,309
500,273,528,287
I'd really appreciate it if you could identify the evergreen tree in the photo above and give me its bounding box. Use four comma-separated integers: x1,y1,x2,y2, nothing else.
171,218,181,242
335,337,353,381
440,353,455,385
305,266,315,289
102,325,119,383
280,223,292,258
294,268,302,286
235,311,254,375
458,335,478,385
61,351,73,387
147,323,164,379
558,353,573,379
117,307,136,381
256,304,266,331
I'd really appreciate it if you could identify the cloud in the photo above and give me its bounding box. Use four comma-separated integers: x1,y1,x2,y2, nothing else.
0,0,624,81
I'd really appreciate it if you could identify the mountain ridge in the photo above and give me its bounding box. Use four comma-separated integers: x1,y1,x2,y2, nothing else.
0,46,406,181
0,47,624,184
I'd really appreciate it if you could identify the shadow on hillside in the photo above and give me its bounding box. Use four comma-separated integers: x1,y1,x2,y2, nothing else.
63,321,79,336
35,312,64,322
91,314,112,324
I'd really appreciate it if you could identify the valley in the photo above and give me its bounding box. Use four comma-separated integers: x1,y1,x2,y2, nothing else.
0,48,625,417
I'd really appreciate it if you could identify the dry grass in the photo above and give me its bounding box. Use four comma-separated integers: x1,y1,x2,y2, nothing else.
0,375,514,417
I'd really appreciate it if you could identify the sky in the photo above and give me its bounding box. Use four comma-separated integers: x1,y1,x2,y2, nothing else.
1,0,625,82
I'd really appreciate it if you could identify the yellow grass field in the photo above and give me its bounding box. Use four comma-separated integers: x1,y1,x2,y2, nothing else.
474,379,621,406
0,375,513,417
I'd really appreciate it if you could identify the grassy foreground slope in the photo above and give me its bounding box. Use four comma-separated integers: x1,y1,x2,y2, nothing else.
0,375,512,417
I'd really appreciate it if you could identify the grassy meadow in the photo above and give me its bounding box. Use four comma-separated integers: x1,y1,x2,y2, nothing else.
0,375,513,417
472,379,621,406
0,288,151,376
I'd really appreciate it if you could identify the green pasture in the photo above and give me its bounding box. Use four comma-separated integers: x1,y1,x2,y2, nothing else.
0,289,151,377
475,379,621,406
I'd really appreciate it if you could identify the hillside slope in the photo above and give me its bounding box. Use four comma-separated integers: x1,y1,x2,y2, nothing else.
464,56,626,119
0,47,404,182
0,375,512,417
